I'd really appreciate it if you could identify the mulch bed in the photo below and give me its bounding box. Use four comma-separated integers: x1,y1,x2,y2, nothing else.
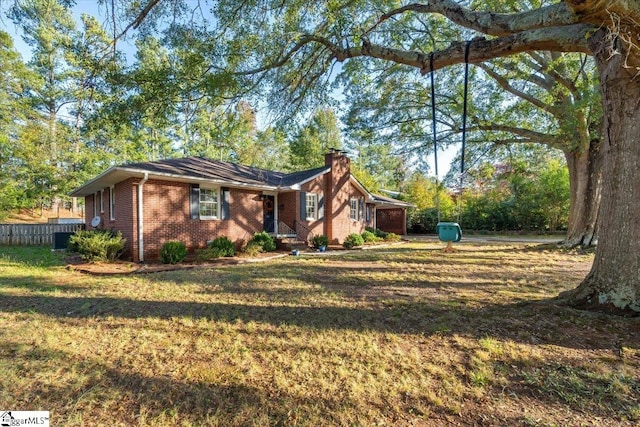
65,252,291,276
65,241,408,276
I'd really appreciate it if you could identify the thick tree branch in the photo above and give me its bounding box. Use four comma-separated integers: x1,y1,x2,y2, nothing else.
329,25,592,75
368,1,580,37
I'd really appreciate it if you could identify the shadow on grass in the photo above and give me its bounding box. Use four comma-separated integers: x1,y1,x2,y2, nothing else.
1,330,637,426
1,293,638,353
2,244,635,352
148,245,587,305
0,341,345,426
0,279,93,294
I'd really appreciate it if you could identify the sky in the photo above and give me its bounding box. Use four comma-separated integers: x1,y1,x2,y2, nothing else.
1,1,133,62
1,0,457,180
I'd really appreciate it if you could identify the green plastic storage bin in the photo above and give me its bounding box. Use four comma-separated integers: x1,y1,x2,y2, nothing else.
436,222,462,242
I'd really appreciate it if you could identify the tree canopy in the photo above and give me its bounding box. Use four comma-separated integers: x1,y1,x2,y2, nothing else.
121,0,639,313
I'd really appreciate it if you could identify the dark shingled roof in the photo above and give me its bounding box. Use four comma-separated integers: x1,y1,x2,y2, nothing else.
372,193,414,207
122,156,328,187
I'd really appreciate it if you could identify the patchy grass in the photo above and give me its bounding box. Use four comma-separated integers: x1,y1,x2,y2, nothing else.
0,242,639,426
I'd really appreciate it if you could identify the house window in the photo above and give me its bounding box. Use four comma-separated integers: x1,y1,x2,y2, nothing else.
306,193,317,220
199,188,219,219
100,190,104,213
109,185,115,220
350,198,359,221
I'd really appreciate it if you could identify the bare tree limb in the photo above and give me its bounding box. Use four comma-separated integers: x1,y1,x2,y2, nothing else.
470,124,561,147
115,0,161,41
528,52,580,95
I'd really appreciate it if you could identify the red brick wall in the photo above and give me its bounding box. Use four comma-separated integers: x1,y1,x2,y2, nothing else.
84,194,94,226
140,179,264,261
342,184,368,238
85,179,137,260
86,178,266,262
300,175,326,238
277,191,297,231
319,152,368,244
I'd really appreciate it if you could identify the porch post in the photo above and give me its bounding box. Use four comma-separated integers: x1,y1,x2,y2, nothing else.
274,193,278,235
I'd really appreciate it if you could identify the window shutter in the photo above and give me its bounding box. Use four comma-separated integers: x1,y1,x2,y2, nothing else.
318,194,324,219
359,199,364,221
366,205,371,222
190,184,200,219
300,192,307,220
221,187,230,219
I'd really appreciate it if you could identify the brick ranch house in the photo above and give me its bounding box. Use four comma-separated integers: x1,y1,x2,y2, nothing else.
70,151,411,262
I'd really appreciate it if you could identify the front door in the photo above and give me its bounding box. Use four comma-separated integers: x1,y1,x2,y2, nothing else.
263,195,275,233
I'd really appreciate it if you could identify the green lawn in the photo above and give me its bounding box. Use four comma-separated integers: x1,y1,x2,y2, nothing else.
0,243,638,426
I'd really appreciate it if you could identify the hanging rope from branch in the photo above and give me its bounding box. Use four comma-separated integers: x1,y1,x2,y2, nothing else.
428,41,472,225
457,40,472,224
460,40,471,187
429,53,441,222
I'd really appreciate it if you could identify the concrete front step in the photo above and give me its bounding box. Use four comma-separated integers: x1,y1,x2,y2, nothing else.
276,237,309,251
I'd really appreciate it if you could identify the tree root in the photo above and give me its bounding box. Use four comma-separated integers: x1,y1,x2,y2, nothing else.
556,287,640,317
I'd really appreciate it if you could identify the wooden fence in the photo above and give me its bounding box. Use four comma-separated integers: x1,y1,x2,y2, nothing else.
0,223,85,246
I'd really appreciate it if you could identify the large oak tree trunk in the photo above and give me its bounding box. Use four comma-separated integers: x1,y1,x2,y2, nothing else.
561,32,640,315
563,141,603,248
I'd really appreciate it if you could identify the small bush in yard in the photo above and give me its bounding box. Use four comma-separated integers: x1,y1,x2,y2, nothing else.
69,229,126,262
385,232,401,242
312,234,329,249
361,230,381,243
366,226,389,239
242,241,264,257
249,231,276,252
343,233,364,249
209,236,236,257
196,247,225,262
160,241,187,264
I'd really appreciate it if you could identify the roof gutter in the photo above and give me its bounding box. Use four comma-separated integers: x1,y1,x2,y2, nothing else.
137,172,148,263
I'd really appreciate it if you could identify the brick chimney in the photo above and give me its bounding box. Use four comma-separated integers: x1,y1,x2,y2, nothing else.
324,150,351,243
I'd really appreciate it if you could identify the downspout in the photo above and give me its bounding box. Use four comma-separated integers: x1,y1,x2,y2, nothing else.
138,172,148,262
373,205,377,230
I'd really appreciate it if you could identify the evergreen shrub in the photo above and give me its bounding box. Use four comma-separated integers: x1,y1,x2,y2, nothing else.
68,229,125,262
209,236,236,257
312,234,329,248
160,240,187,264
361,230,381,243
243,241,264,257
248,231,276,252
343,233,364,249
